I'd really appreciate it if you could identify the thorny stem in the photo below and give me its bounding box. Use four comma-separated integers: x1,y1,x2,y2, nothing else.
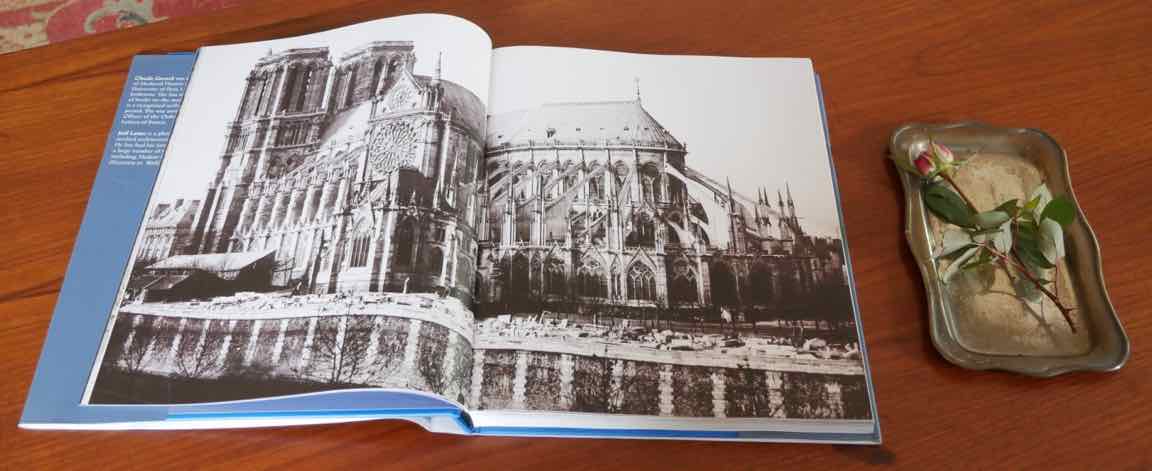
982,243,1076,332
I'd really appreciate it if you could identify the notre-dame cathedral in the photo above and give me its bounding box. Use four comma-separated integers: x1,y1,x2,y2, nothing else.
180,41,486,299
474,98,848,321
147,40,846,322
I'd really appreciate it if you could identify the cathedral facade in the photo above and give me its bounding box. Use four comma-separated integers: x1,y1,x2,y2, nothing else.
475,98,847,321
181,41,486,299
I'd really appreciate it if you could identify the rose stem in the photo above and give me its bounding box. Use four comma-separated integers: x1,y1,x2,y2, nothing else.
985,244,1076,332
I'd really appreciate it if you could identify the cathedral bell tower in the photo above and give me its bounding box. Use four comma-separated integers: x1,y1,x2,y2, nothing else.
190,47,332,254
330,41,417,112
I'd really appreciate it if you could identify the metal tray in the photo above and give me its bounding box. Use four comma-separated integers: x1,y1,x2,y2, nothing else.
891,122,1129,377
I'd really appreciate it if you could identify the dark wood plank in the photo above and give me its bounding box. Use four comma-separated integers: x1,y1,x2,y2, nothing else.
3,0,1150,468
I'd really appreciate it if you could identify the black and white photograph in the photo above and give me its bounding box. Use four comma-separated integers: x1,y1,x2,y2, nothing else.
468,47,871,419
85,30,871,422
85,15,491,406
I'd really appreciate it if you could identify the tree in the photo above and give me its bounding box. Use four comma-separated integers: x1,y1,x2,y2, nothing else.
172,320,227,380
119,316,157,376
307,316,380,385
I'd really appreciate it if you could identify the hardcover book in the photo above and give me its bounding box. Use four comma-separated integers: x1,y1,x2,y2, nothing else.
21,13,880,443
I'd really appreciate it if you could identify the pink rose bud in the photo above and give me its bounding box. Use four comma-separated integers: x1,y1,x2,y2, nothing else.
931,142,954,164
913,151,935,176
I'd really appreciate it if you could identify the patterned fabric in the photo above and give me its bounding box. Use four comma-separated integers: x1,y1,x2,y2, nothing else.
0,0,245,54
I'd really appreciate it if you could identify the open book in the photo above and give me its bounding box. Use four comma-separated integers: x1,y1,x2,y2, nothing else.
21,14,879,443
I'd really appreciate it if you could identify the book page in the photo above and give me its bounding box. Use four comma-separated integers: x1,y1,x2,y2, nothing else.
471,46,872,424
84,14,490,407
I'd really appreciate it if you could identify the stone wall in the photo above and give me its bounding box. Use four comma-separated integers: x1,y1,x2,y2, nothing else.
99,311,869,418
471,348,870,420
100,311,471,401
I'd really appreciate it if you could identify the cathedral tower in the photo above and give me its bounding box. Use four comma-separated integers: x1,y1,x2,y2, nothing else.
190,47,332,254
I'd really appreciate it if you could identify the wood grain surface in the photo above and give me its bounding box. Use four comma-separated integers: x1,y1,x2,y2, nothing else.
2,1,1150,469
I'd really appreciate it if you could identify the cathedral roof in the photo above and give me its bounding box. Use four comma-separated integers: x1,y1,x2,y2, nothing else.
487,100,684,150
147,249,276,274
414,75,486,138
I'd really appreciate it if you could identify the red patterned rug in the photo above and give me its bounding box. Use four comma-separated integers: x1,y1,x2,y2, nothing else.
1,0,245,53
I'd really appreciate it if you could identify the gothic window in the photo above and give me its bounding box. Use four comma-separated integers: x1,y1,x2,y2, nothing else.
384,82,415,111
544,258,566,297
294,67,314,112
252,76,269,117
627,263,656,302
279,68,298,112
588,173,604,201
392,219,416,270
349,225,371,268
665,223,681,245
368,120,418,175
591,218,606,246
626,213,656,248
668,260,698,304
343,66,358,108
641,175,655,203
370,59,384,95
613,162,629,188
576,258,606,298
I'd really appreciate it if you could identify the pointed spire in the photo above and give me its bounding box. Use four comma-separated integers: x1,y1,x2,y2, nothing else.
634,77,642,103
786,181,794,206
777,189,784,206
434,51,443,82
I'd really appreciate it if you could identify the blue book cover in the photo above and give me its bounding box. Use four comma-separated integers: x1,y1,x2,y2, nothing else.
22,14,879,444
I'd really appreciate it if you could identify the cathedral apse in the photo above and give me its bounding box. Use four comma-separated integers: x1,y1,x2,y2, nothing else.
473,98,851,325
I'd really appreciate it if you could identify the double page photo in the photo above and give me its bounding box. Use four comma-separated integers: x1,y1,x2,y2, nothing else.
84,14,875,431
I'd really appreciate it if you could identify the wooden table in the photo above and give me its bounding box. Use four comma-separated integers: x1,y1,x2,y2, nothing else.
3,1,1149,468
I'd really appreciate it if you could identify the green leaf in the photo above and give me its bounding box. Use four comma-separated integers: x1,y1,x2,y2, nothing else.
1030,183,1053,212
963,246,994,270
941,246,979,283
1041,196,1076,226
1039,218,1066,263
973,210,1010,229
1016,234,1055,270
994,199,1020,218
1022,195,1041,214
993,222,1013,253
936,229,973,258
923,183,975,227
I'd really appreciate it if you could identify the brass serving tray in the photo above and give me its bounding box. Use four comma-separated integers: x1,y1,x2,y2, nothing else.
891,122,1129,377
